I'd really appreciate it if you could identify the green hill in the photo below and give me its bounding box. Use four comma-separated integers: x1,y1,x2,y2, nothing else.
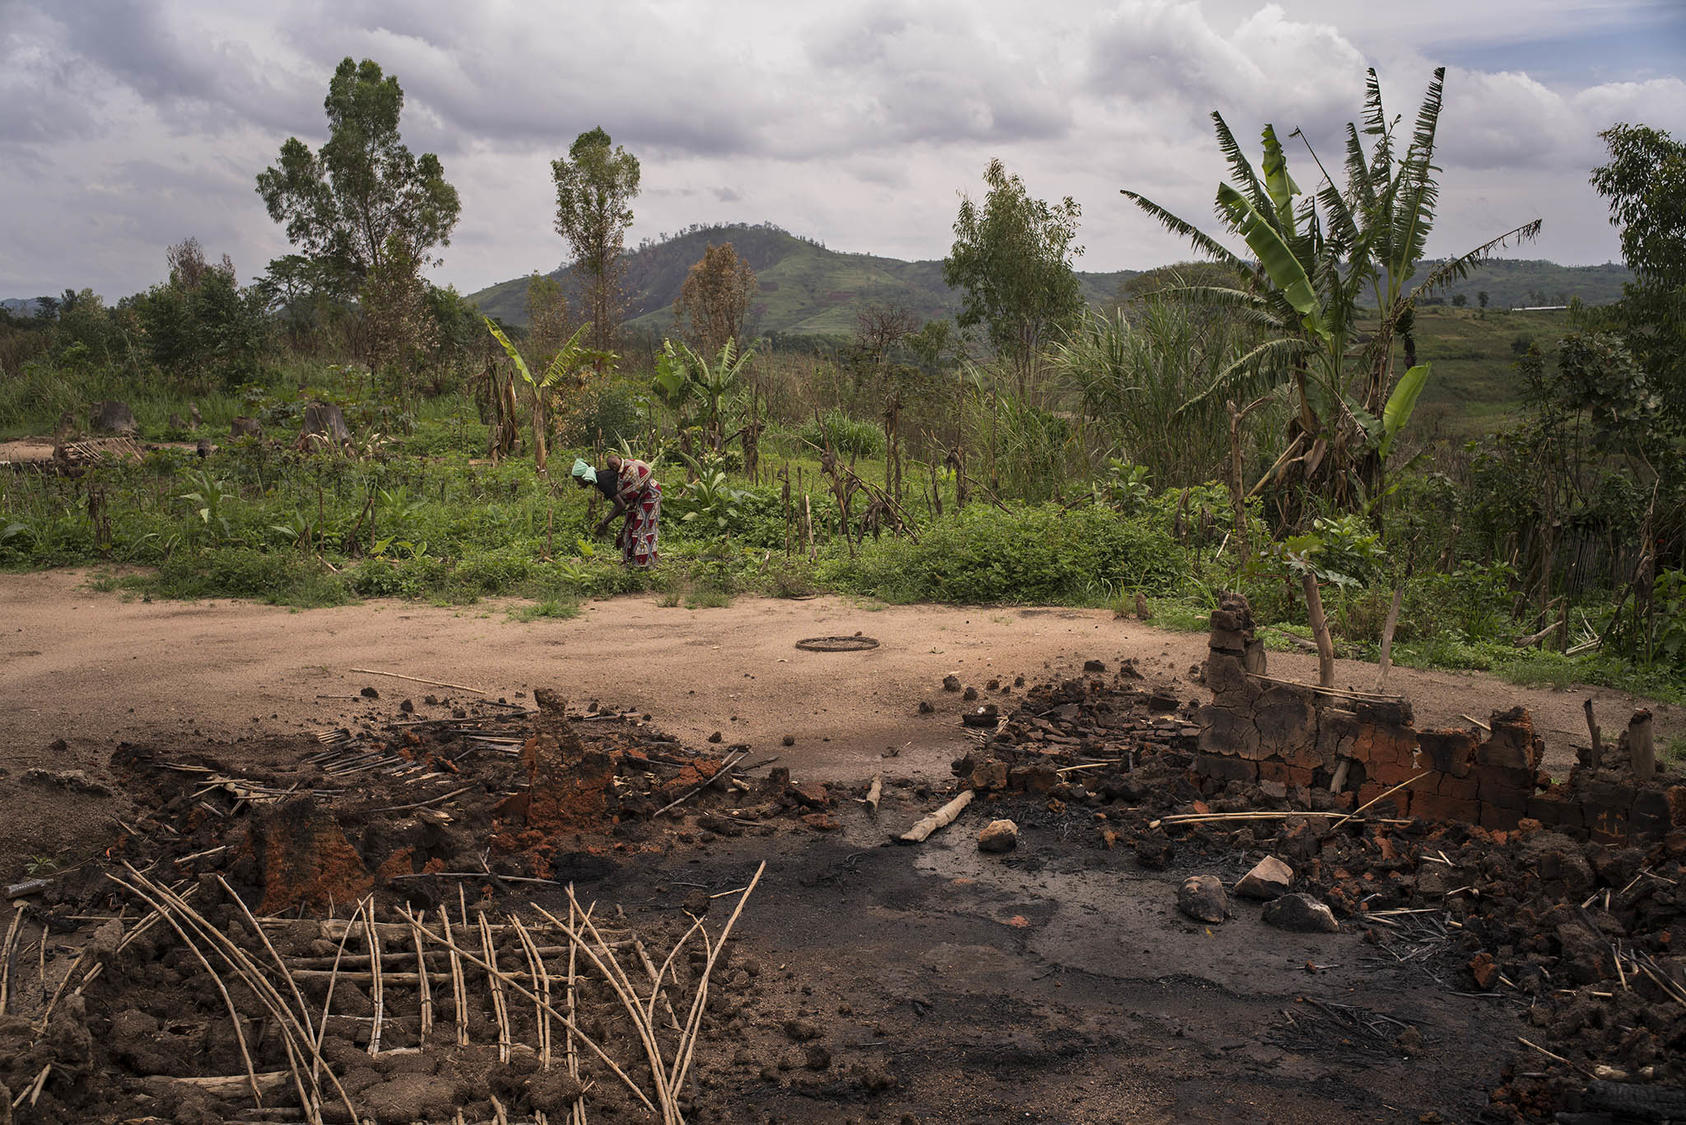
467,222,1133,337
467,225,1631,343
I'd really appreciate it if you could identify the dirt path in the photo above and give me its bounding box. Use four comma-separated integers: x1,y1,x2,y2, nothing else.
2,569,1678,787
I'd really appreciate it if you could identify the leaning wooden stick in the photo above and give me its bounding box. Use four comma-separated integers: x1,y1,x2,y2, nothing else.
898,789,974,843
350,667,487,695
1330,772,1430,831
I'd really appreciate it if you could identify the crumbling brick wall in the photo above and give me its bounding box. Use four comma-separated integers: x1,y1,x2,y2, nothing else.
1196,594,1685,842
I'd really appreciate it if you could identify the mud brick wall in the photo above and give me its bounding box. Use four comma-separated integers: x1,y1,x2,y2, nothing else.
1195,594,1686,841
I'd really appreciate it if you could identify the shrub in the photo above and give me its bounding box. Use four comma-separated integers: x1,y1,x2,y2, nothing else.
799,409,884,459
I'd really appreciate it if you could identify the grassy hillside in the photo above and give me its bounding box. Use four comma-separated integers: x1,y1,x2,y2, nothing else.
1399,307,1576,438
468,223,1133,337
1425,259,1630,310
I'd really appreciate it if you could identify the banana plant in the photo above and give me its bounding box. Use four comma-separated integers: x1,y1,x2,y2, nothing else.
1123,68,1541,522
484,317,615,472
654,337,756,455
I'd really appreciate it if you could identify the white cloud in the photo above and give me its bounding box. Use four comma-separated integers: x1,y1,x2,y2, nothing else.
1,0,1681,298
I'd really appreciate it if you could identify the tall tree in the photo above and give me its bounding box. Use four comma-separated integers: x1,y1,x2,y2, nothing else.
1590,123,1686,432
942,159,1084,401
674,243,757,356
552,127,641,354
256,58,460,297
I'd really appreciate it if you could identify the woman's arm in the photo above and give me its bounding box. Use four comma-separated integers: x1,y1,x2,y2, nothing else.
595,498,626,537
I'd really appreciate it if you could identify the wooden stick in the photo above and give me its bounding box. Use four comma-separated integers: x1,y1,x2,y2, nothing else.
1459,714,1491,732
401,908,659,1115
551,889,676,1122
1376,585,1404,689
1150,810,1414,828
1244,672,1404,702
107,876,264,1107
652,750,748,818
1330,772,1430,831
863,773,882,815
565,902,583,1125
0,903,24,1016
441,905,469,1047
510,914,550,1068
1583,699,1604,768
898,790,973,843
480,911,511,1064
411,911,433,1042
1300,571,1335,688
350,668,487,695
375,785,476,814
129,870,348,1125
668,862,766,1100
367,900,385,1056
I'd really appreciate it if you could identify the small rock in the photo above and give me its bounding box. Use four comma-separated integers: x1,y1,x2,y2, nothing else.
682,890,711,916
1135,832,1174,870
783,1018,822,1042
961,704,999,729
961,686,978,701
917,700,934,714
1235,856,1294,901
942,675,961,692
1177,875,1229,923
1083,659,1106,673
781,734,796,747
1395,1026,1423,1056
1262,893,1339,933
1468,951,1499,990
977,820,1019,853
360,686,380,699
707,731,723,744
804,1045,832,1070
399,698,414,714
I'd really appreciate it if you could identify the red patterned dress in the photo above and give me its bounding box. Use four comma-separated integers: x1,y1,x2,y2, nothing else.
613,459,661,568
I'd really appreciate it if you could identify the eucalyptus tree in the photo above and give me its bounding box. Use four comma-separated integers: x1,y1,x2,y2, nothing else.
257,58,460,298
553,128,642,354
1123,69,1540,518
944,159,1084,403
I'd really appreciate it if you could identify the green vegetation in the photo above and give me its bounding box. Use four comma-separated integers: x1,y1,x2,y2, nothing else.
2,59,1682,710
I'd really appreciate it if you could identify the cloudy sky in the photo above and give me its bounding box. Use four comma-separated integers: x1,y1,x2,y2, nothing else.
3,0,1683,301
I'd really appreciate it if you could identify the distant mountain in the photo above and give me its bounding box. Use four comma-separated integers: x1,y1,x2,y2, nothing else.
468,227,1633,339
466,222,1134,338
1,298,42,316
1421,259,1631,310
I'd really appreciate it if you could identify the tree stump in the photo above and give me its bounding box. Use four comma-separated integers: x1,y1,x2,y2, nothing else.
89,401,137,435
230,416,263,438
298,401,352,449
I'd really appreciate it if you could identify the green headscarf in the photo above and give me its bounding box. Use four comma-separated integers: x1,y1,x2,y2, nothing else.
570,458,596,484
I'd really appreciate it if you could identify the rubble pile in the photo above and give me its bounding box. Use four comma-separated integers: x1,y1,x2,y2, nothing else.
929,604,1686,1121
1197,593,1686,841
0,694,838,1125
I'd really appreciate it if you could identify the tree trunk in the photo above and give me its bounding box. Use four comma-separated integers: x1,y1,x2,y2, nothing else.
1301,572,1335,688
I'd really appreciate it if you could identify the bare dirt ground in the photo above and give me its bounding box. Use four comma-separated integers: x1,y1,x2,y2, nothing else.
2,570,1684,1124
4,569,1678,791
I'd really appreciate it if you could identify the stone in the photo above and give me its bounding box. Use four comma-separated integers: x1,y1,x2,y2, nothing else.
1468,952,1500,990
1262,893,1339,933
1235,856,1294,901
1177,875,1230,923
1135,832,1175,870
977,820,1019,853
942,675,961,692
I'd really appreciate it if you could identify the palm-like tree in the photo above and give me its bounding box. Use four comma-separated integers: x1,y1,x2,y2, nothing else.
1123,68,1541,517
